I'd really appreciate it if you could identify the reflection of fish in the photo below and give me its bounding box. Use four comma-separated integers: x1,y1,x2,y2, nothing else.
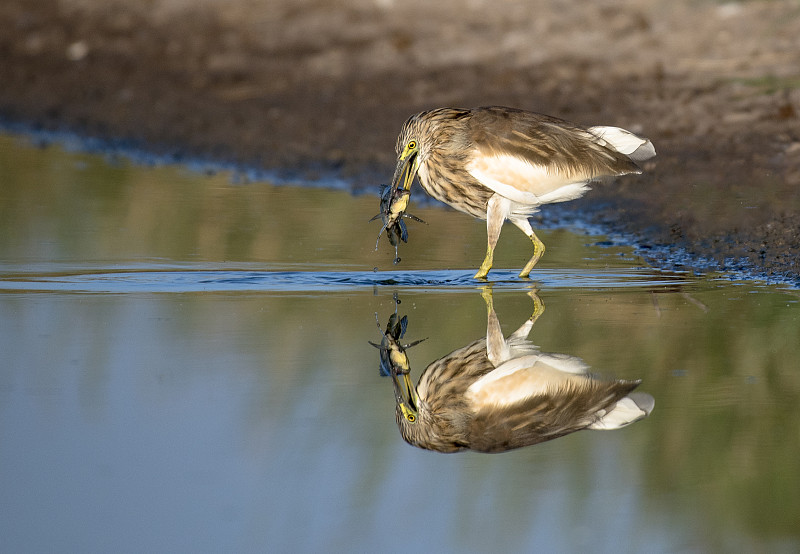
369,184,426,264
369,312,417,377
376,290,654,453
370,311,426,421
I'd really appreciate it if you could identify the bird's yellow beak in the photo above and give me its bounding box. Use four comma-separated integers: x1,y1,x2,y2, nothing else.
391,146,419,193
391,369,419,423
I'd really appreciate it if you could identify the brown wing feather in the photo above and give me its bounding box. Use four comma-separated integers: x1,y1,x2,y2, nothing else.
466,106,641,180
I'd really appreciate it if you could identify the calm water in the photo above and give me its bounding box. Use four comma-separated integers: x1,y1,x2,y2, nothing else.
1,135,799,552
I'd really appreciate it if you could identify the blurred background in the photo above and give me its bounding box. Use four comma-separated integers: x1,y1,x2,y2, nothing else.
1,0,800,279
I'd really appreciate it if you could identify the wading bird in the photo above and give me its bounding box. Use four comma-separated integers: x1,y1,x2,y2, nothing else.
387,106,656,278
373,290,654,453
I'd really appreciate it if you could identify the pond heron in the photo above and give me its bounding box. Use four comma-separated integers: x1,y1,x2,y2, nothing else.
389,106,656,278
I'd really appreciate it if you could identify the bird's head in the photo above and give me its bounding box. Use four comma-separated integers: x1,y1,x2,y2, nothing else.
391,134,421,194
391,107,471,192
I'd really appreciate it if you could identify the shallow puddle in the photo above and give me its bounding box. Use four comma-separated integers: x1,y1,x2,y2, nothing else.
1,135,798,552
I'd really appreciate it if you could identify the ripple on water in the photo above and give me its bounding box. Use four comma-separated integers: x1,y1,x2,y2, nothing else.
0,265,695,294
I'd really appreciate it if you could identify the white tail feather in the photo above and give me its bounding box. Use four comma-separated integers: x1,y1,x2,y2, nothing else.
588,126,656,161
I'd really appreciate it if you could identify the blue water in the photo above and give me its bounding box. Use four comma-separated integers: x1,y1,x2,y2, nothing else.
1,134,799,553
0,265,692,293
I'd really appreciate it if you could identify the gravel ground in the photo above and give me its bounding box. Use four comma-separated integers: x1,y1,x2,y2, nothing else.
2,0,799,282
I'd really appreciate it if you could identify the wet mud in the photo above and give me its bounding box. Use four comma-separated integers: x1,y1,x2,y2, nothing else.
2,0,799,282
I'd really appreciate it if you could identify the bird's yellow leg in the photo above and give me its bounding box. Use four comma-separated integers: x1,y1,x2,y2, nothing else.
474,195,508,280
474,246,495,280
519,232,545,278
512,218,545,278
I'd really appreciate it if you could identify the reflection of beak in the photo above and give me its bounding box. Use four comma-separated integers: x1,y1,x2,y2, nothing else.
391,151,419,192
392,370,418,422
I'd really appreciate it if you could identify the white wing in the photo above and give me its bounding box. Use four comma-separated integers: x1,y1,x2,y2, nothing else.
466,153,592,206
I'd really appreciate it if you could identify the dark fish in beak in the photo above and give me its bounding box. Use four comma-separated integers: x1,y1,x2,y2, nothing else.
369,183,426,264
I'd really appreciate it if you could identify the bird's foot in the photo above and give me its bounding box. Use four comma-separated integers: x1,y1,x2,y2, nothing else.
474,248,494,280
518,236,546,278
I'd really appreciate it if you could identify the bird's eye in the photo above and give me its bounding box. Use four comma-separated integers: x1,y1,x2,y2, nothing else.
407,140,417,150
406,414,416,423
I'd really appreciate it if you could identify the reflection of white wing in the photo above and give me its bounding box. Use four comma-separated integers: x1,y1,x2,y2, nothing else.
537,352,592,375
588,391,655,430
466,353,591,409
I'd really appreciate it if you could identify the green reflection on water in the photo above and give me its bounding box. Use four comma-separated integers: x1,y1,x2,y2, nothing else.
0,134,642,273
0,134,799,551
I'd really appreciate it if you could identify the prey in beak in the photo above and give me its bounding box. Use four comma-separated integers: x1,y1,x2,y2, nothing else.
369,184,426,264
370,141,426,264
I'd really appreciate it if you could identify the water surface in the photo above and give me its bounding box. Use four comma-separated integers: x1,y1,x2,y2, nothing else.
1,135,798,552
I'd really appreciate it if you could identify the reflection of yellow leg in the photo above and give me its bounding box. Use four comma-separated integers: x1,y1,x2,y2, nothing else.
480,284,494,312
480,285,507,365
518,231,545,278
481,285,543,318
527,289,545,323
507,289,546,341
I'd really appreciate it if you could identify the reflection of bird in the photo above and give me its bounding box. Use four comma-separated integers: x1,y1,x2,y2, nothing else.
389,106,656,278
380,290,654,453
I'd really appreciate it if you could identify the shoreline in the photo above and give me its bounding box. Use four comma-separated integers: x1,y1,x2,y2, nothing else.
4,121,796,288
2,0,798,285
